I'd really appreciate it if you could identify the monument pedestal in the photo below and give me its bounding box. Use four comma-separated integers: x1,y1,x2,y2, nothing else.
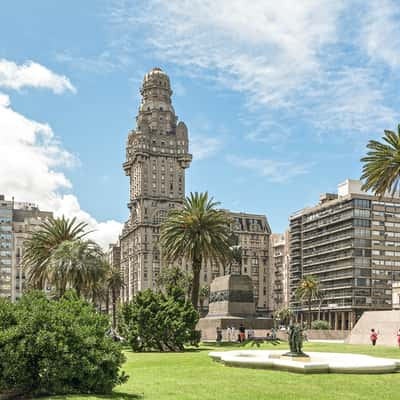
197,275,273,341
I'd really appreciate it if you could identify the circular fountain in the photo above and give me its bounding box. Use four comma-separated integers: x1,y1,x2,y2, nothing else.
209,325,400,374
209,349,400,374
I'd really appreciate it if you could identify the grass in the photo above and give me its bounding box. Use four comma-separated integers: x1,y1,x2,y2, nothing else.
45,342,400,400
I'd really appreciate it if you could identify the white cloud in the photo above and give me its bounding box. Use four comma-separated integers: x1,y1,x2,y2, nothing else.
362,0,400,68
0,59,76,94
302,67,399,134
227,155,310,182
190,136,222,160
110,0,399,138
0,60,121,248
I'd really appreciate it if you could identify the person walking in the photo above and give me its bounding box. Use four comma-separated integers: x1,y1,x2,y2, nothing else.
397,329,400,348
370,328,378,346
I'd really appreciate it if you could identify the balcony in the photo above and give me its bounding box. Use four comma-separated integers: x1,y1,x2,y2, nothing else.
303,252,353,267
303,232,353,251
303,243,353,260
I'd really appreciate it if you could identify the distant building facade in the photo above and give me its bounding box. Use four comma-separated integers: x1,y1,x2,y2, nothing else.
119,68,273,313
269,231,290,311
289,179,400,330
0,194,52,301
119,67,192,302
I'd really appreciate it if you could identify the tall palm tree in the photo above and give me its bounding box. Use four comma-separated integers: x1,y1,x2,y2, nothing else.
48,239,105,298
160,192,232,307
23,216,89,289
361,125,400,196
106,266,125,330
295,275,321,329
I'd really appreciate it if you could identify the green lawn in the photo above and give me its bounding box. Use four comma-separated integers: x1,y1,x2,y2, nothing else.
47,342,400,400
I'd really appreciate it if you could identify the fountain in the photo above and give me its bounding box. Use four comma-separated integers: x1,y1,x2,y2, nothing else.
209,323,400,374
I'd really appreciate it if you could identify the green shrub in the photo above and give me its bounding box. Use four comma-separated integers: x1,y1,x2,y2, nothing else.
0,291,127,397
120,287,200,352
311,320,330,330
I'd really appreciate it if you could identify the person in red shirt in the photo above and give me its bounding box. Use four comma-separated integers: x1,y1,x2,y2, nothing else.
397,329,400,348
370,329,378,346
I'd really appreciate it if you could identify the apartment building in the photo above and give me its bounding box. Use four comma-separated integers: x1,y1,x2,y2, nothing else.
289,179,400,330
0,194,52,301
269,231,290,311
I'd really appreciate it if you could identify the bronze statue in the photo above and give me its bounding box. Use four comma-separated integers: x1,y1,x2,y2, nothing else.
227,233,242,275
285,324,307,357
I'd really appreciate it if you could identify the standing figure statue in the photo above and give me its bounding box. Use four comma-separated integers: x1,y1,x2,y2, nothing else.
286,324,307,357
227,233,242,275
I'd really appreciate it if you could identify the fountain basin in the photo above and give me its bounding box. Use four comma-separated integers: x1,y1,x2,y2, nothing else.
209,350,400,374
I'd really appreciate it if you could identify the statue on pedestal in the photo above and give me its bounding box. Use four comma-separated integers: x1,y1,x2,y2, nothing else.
284,324,308,358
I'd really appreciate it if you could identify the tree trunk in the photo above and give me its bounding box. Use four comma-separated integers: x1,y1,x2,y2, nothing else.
106,290,110,315
308,295,312,329
112,289,117,330
191,255,202,308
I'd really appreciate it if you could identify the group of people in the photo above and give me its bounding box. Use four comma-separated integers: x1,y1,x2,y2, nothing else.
216,324,247,343
216,325,279,343
370,328,400,347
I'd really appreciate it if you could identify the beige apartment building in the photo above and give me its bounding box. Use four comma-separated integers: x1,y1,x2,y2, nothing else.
119,67,272,313
0,194,52,301
269,232,290,311
289,179,400,330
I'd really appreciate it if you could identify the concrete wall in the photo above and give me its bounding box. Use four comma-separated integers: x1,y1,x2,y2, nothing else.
276,330,349,341
346,310,400,346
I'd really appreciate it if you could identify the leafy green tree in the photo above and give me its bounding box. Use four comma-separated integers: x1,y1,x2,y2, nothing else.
295,275,321,329
361,124,400,196
156,265,192,297
0,291,127,397
120,288,199,352
23,216,89,289
311,320,330,330
160,192,232,307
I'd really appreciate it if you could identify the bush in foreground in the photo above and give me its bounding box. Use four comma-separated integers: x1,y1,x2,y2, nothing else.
311,320,330,330
120,288,200,352
0,291,127,397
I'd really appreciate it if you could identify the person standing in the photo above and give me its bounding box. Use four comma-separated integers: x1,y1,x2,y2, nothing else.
216,326,222,344
239,323,246,343
397,329,400,348
231,326,236,342
370,329,378,346
227,326,232,342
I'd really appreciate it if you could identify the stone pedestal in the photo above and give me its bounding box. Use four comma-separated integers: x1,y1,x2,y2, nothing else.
198,275,273,341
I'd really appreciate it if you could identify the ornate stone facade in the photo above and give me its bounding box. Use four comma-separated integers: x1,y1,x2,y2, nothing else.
119,68,272,314
120,68,192,301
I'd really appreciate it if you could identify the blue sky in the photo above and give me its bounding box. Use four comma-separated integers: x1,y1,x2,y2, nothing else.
1,1,400,245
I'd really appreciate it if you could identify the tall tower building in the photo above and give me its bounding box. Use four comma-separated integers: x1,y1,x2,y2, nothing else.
120,68,192,301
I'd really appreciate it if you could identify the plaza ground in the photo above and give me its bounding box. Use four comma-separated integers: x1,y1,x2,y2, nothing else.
48,342,400,400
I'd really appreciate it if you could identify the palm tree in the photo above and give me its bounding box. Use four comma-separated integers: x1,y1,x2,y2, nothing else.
274,307,294,328
23,216,89,289
106,265,125,330
295,275,321,329
48,239,105,298
361,125,400,196
160,192,232,307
